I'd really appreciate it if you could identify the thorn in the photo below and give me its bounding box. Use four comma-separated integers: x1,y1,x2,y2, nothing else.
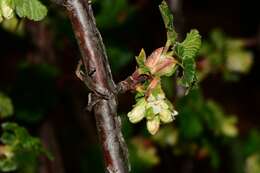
88,68,96,77
75,60,85,81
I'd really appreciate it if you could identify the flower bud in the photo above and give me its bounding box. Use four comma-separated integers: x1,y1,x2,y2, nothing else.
128,98,146,123
221,117,238,137
152,57,177,76
1,0,14,20
161,109,178,123
159,109,173,123
145,47,178,77
147,116,160,135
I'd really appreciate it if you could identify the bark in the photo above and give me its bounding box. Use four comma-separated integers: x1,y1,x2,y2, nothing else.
62,0,129,172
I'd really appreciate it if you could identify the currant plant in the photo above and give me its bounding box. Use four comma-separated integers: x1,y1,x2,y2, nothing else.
199,29,253,81
0,93,51,172
127,1,201,135
0,0,50,172
0,122,52,172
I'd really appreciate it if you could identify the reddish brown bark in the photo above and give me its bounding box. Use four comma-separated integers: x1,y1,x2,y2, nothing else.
63,0,129,172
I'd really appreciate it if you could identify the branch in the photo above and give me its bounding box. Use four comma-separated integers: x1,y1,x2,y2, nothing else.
116,70,151,94
62,0,129,172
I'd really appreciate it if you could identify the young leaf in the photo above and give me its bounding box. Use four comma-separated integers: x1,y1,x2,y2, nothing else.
159,0,177,45
181,57,196,87
136,49,146,67
14,0,47,21
136,49,150,74
176,29,201,88
179,29,201,60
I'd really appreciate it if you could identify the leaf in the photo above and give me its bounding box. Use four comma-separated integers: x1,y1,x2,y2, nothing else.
175,29,201,88
14,0,47,21
136,48,146,67
179,29,201,60
136,49,150,74
1,123,47,155
181,57,197,87
159,0,177,45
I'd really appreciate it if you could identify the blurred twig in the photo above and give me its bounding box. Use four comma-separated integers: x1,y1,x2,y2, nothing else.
39,121,65,173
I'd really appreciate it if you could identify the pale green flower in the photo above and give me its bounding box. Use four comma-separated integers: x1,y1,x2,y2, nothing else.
128,98,147,123
147,116,160,135
160,109,178,123
245,154,260,173
221,116,238,137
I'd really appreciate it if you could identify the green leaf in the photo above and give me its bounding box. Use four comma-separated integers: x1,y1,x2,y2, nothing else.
14,0,47,21
136,49,150,74
0,92,14,118
159,0,177,45
181,57,197,87
136,48,146,67
179,29,201,60
0,123,52,172
176,29,201,88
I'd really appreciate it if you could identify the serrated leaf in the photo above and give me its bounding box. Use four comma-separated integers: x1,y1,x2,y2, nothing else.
181,57,196,87
176,29,201,88
180,29,201,60
14,0,47,21
159,0,177,45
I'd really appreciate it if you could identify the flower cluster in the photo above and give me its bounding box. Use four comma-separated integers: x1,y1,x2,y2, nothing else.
127,48,179,135
126,1,201,135
128,81,178,135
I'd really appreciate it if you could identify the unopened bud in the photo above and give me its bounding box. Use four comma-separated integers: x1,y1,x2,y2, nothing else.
128,98,146,123
221,117,238,137
160,109,174,123
147,116,160,135
145,47,178,76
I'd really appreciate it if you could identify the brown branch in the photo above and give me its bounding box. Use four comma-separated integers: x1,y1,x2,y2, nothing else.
62,0,129,172
116,70,150,94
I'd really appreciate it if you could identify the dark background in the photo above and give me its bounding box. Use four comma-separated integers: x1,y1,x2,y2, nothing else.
0,0,259,172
